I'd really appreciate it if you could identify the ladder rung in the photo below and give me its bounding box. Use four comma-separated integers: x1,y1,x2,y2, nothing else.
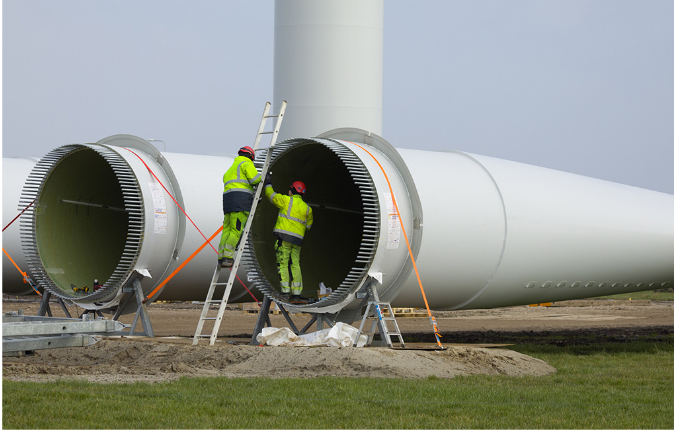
194,100,286,346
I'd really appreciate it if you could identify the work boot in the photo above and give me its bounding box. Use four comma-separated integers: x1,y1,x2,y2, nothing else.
277,293,290,302
219,258,233,268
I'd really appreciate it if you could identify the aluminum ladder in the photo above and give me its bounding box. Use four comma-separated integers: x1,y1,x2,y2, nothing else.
354,280,405,348
193,100,287,346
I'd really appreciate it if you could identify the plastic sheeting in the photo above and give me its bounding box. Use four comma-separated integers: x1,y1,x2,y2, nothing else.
256,322,368,347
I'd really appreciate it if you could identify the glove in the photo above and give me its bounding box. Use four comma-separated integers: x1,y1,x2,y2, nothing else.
264,172,272,185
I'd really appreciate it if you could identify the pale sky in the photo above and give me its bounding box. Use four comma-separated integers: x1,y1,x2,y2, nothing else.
3,0,674,194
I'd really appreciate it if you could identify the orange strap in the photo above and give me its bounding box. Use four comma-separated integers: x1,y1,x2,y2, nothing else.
143,227,222,303
2,199,42,295
122,147,259,304
2,247,41,295
345,141,443,347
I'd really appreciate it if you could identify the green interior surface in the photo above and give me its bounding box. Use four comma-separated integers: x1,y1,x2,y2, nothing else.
36,149,129,294
252,143,366,297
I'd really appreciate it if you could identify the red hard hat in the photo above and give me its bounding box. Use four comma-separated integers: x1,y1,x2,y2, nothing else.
238,146,255,160
290,181,306,194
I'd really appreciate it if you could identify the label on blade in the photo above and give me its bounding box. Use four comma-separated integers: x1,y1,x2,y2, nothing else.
384,193,400,249
149,182,167,234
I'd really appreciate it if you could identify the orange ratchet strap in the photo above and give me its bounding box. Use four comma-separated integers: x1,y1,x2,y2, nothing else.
121,147,259,304
345,141,443,348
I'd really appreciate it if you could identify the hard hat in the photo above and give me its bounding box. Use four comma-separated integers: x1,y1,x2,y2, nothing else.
238,146,255,160
290,181,306,194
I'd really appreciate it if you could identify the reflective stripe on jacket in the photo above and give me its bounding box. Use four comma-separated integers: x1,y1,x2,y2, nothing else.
223,156,261,194
222,156,261,213
265,184,313,246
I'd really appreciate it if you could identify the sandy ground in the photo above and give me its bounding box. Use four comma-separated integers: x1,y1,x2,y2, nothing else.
3,297,673,383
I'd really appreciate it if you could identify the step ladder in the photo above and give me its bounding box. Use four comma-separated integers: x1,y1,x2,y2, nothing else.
354,280,405,348
193,101,287,346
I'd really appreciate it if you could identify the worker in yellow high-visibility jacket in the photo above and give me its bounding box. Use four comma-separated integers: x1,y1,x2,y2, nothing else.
218,146,261,268
264,173,313,302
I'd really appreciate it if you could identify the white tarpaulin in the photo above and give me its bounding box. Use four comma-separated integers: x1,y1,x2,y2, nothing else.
256,322,368,347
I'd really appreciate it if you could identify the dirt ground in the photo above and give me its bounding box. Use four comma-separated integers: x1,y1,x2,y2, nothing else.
3,297,673,383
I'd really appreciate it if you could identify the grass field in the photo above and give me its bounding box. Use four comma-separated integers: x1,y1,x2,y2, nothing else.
3,341,674,429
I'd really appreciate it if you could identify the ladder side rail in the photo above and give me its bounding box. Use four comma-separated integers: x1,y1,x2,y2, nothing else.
382,304,404,347
203,156,267,344
226,110,278,275
206,101,284,345
207,137,276,344
192,266,222,344
371,286,393,346
353,281,406,348
266,101,287,148
222,126,276,274
251,102,271,152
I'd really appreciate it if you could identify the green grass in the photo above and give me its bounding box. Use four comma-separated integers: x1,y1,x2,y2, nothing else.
4,342,674,429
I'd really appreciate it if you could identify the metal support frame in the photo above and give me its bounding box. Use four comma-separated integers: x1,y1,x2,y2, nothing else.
99,272,155,337
37,289,72,318
3,275,152,357
3,311,125,357
126,277,154,337
249,296,336,345
250,296,274,345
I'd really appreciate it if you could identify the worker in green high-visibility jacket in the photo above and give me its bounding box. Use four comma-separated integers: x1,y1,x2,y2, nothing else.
218,146,261,268
264,173,313,302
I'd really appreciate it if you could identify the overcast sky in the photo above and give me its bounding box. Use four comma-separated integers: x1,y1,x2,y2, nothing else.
3,0,674,194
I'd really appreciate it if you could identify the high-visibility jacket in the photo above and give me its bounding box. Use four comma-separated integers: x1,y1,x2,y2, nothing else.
265,184,313,246
222,156,261,213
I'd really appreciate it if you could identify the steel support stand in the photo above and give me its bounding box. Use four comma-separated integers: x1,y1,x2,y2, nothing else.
128,278,154,337
37,291,72,318
37,290,52,317
250,296,338,345
250,296,273,345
